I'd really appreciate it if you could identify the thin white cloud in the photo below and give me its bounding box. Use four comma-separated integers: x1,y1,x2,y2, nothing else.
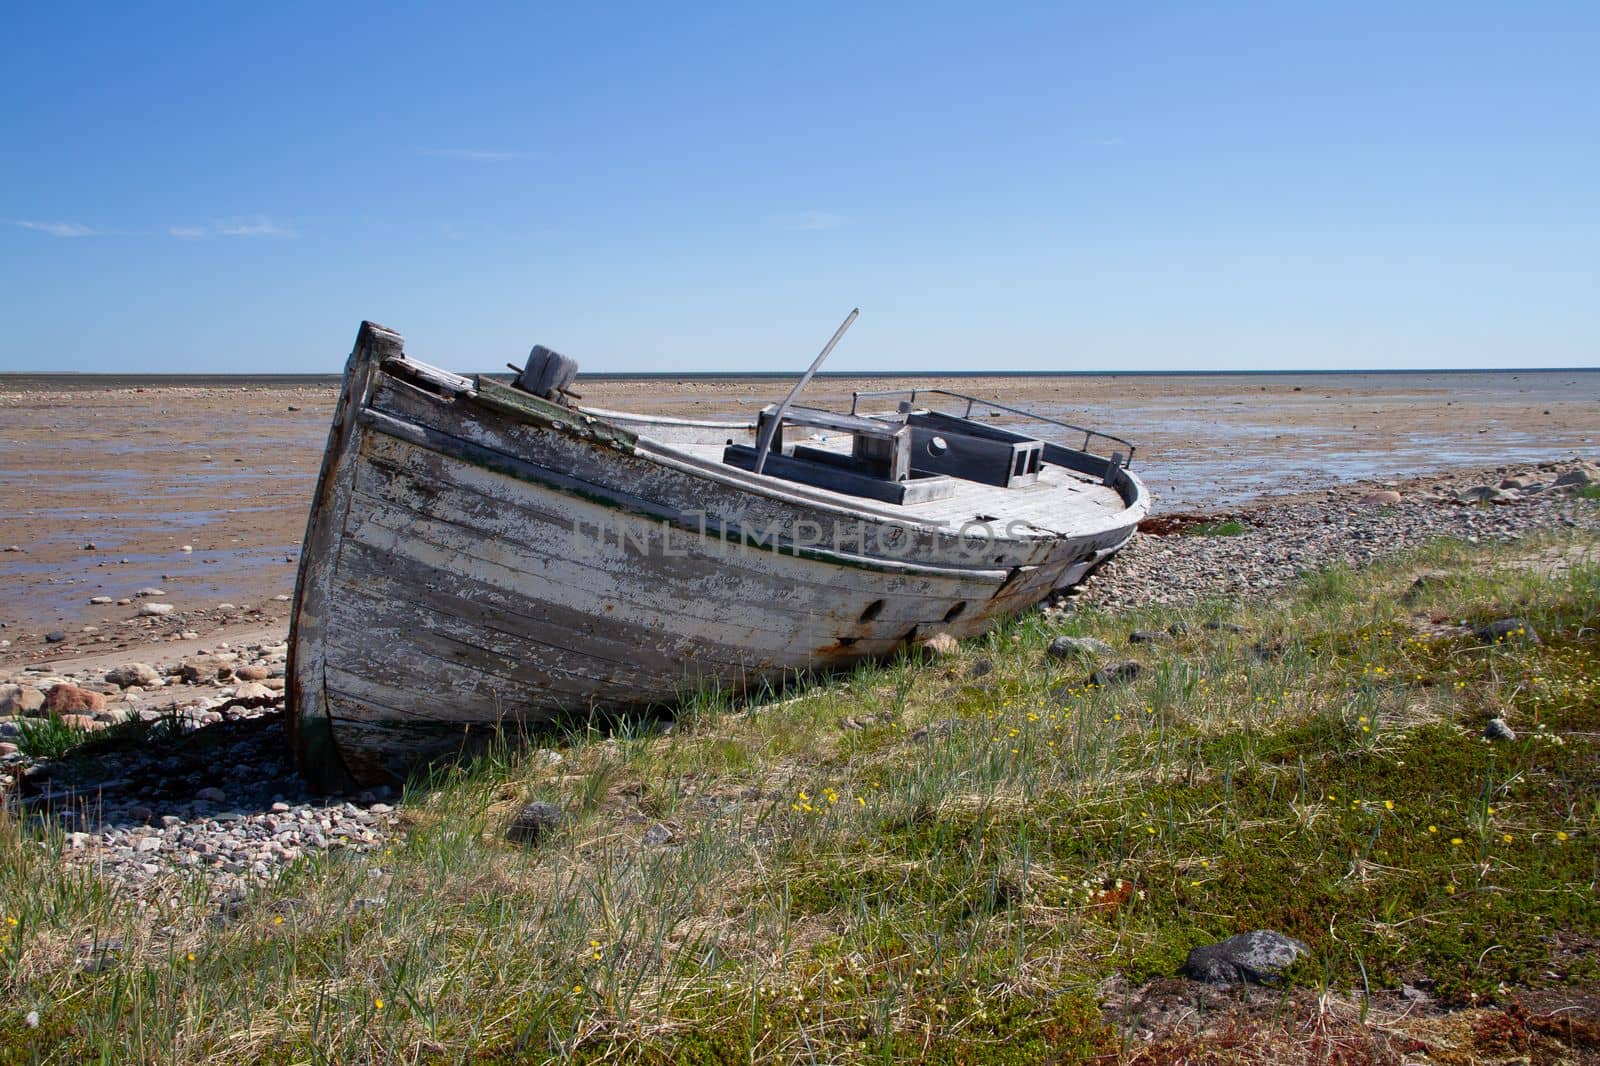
15,220,98,237
785,210,847,232
168,216,298,240
420,148,533,162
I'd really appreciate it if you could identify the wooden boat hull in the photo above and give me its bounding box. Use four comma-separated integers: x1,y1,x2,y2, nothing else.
289,323,1148,788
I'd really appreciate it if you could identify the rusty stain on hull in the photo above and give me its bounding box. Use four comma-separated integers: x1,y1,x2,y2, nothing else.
288,322,1149,788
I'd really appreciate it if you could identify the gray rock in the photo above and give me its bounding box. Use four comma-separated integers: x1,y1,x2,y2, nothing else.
507,801,567,846
88,595,114,605
1474,618,1540,645
137,602,174,617
1046,635,1114,660
1483,717,1516,742
1127,629,1167,645
135,587,166,598
1552,464,1597,489
642,823,674,846
968,658,994,679
1088,661,1143,687
1201,620,1245,634
1167,621,1190,637
1182,930,1309,986
105,663,163,689
45,631,67,643
194,787,227,804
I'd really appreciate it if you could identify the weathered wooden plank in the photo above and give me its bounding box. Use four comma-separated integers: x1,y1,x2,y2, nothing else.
370,377,1076,569
288,321,401,790
338,497,966,657
351,433,1005,627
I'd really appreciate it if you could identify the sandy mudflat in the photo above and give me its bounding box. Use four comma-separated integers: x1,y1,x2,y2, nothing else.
2,369,1597,666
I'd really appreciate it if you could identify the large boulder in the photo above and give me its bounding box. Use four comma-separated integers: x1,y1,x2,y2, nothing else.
0,684,46,716
1182,930,1309,986
45,683,106,715
179,655,236,684
1552,463,1598,489
104,663,163,689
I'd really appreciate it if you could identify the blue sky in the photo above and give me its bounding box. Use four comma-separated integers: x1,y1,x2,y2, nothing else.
3,3,1596,373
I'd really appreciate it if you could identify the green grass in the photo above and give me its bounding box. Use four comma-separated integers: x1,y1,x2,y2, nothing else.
1575,484,1600,500
2,532,1598,1063
1187,518,1248,536
10,716,89,760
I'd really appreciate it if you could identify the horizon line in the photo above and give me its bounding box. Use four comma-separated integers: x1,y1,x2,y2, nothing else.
1,366,1597,382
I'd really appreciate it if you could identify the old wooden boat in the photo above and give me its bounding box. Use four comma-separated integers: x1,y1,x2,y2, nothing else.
289,320,1149,787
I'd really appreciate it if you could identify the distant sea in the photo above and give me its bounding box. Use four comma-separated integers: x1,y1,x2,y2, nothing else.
2,367,1596,390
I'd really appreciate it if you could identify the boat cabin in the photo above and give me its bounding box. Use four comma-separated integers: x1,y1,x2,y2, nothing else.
720,404,1053,505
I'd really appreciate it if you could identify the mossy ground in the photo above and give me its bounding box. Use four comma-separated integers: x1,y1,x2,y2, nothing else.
1,531,1597,1063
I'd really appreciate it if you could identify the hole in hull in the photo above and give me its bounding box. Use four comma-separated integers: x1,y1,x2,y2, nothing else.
943,601,968,623
859,599,886,622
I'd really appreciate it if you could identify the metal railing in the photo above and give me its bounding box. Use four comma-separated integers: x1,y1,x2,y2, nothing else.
848,388,1136,466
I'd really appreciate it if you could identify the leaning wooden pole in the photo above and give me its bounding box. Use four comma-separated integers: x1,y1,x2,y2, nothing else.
752,308,860,475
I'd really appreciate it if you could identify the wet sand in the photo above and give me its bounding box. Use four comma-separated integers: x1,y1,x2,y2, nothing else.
2,369,1597,666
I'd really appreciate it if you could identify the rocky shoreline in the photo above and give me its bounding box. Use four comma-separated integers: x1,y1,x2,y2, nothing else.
1064,458,1600,612
1,457,1595,909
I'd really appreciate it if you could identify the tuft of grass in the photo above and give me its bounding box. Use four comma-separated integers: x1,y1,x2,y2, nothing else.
10,716,88,760
1575,484,1600,500
1,530,1597,1062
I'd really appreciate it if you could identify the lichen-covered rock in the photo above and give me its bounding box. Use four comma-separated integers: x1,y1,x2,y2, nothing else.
1046,635,1113,661
1088,661,1143,687
506,801,567,846
1182,930,1308,986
